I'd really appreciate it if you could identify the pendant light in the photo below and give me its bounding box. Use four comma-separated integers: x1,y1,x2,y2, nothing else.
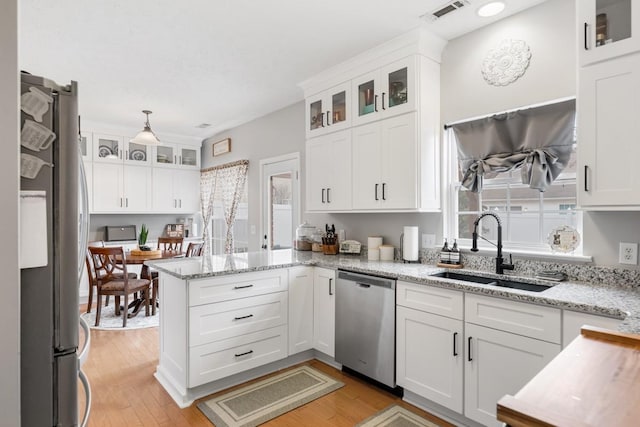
130,110,160,145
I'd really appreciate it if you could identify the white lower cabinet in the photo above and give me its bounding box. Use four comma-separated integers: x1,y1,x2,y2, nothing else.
397,284,562,427
313,267,335,357
288,266,314,355
562,310,622,348
397,306,463,412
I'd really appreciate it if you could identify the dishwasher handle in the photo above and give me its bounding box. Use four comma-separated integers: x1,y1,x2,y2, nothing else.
337,270,395,289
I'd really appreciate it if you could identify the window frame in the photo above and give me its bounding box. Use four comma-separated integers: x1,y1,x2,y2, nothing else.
445,128,583,256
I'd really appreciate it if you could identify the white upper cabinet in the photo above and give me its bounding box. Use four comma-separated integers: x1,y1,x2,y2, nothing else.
306,130,352,211
579,0,640,66
578,52,640,208
305,81,351,139
153,142,200,169
79,131,92,162
92,163,152,213
93,133,152,166
151,168,200,213
351,56,417,127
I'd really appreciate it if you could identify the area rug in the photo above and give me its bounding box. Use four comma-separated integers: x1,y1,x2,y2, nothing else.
356,405,441,427
80,304,158,330
197,365,344,427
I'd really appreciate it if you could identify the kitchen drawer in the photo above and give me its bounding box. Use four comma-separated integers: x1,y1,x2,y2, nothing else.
465,294,561,344
188,325,287,387
189,291,288,347
397,281,463,320
189,269,288,307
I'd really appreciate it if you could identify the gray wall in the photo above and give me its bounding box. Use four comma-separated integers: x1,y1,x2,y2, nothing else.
201,102,305,250
89,214,201,242
203,0,640,267
1,0,21,424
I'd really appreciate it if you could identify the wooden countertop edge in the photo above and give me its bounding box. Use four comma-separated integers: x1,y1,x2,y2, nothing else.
497,395,592,427
580,324,640,347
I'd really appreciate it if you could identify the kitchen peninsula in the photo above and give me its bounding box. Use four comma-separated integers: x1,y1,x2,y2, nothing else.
147,249,640,425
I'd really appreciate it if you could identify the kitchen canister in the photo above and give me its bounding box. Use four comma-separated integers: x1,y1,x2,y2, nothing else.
402,226,419,262
368,248,380,261
367,236,383,250
379,244,395,261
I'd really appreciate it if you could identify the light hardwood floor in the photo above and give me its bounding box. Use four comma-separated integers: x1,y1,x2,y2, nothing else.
80,311,453,426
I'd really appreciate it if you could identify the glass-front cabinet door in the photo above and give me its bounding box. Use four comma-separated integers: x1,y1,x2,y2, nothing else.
305,81,351,138
153,143,177,167
352,56,416,126
93,134,123,163
179,145,200,168
579,0,640,66
79,132,91,161
124,140,152,165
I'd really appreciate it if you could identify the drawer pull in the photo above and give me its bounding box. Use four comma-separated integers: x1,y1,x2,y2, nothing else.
453,332,458,357
234,284,254,290
234,314,254,321
235,350,253,358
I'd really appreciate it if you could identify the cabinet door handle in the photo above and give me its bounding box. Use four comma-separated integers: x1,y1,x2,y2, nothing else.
584,165,589,192
234,350,253,357
453,332,458,356
322,188,326,203
327,188,331,203
174,155,177,164
381,92,386,110
584,22,589,50
125,198,128,208
179,199,182,208
320,112,325,127
119,197,123,207
329,278,333,296
375,183,379,200
234,314,254,321
234,284,254,290
468,337,473,362
326,110,331,126
382,183,386,200
374,94,379,112
125,150,129,160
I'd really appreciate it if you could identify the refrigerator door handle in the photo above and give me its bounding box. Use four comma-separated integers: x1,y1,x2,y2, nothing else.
78,317,91,368
78,369,92,427
78,145,90,283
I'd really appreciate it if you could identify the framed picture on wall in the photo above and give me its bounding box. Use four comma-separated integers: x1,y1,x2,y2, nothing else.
213,138,231,157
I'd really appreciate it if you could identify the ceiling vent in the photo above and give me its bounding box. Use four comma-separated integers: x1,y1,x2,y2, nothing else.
196,123,212,129
423,0,470,21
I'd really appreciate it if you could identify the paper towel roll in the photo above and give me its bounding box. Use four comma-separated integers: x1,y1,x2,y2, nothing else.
402,226,419,262
368,248,380,261
379,245,395,261
367,236,383,250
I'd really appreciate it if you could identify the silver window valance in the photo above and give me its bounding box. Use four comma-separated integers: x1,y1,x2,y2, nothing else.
449,98,576,193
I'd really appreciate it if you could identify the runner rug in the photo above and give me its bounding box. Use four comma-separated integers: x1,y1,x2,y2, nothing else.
356,405,441,427
197,365,344,427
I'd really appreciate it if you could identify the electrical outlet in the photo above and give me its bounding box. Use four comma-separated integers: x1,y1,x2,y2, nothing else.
422,233,436,248
619,242,638,265
250,225,256,235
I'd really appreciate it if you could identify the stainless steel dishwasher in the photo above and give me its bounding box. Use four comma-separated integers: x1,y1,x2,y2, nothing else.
335,270,396,388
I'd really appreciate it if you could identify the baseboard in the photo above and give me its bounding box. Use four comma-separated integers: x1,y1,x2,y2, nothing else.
402,390,485,427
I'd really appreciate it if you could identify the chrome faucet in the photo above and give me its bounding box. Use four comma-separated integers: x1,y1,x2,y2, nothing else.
470,212,515,275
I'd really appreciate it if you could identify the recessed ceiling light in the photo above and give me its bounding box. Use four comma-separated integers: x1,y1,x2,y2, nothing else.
477,1,505,17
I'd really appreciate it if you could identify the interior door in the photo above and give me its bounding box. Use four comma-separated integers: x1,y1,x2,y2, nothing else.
261,154,300,250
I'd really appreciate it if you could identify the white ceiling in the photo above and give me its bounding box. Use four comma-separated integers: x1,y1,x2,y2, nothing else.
20,0,548,139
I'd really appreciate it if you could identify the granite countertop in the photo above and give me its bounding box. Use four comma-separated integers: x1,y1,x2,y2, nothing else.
146,249,640,334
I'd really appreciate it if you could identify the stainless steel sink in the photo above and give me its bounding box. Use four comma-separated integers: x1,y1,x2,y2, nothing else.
430,271,551,292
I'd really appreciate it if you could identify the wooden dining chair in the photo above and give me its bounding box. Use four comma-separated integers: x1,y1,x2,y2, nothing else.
157,236,184,251
88,246,151,327
186,241,204,257
85,241,139,313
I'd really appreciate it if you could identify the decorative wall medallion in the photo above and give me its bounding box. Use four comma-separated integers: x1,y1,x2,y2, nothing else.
481,39,532,86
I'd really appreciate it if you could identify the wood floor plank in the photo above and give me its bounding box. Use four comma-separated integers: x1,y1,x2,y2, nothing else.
81,305,454,426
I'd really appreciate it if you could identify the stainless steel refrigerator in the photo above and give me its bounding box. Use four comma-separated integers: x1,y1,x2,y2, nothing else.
20,72,91,426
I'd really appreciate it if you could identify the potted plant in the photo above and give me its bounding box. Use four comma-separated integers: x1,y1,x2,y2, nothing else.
138,224,149,250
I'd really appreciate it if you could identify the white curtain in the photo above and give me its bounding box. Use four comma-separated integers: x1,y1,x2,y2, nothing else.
200,160,249,255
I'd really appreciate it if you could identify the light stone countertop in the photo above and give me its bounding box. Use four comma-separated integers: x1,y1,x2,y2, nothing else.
146,249,640,334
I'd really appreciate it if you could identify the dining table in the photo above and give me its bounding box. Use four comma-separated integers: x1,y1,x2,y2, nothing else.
121,249,184,317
